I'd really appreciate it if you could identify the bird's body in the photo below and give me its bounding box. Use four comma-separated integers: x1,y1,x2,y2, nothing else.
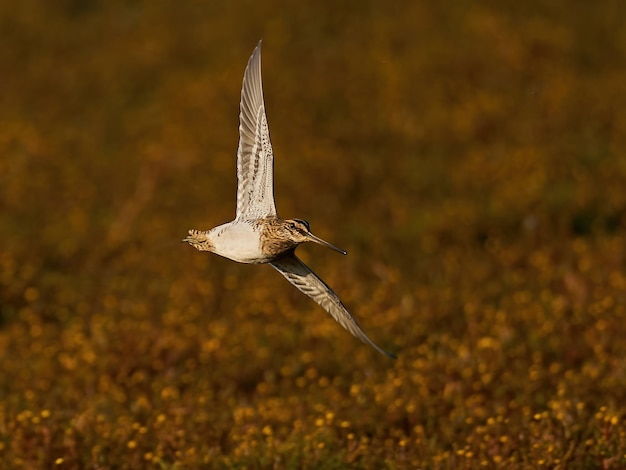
188,217,317,264
189,220,267,264
184,41,395,358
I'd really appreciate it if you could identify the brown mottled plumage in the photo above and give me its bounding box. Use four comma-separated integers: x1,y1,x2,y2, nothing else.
184,229,214,252
258,218,312,258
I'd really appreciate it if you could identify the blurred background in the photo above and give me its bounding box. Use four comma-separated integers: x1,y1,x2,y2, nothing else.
1,0,626,467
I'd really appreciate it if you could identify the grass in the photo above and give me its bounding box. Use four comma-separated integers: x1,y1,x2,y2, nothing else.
1,0,626,468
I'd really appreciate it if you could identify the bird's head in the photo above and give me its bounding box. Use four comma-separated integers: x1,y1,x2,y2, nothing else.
282,219,346,255
182,229,214,252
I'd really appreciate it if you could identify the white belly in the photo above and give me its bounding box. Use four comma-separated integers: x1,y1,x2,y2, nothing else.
208,221,267,263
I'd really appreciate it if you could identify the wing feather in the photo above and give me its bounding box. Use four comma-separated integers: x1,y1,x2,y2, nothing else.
270,254,396,358
235,41,276,219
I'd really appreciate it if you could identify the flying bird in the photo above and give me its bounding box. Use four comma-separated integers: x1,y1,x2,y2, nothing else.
183,41,395,358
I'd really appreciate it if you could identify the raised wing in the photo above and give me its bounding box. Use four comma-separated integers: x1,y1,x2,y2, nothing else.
270,254,396,358
235,41,277,220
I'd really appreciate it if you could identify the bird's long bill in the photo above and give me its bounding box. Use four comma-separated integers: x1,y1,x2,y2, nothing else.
307,232,347,255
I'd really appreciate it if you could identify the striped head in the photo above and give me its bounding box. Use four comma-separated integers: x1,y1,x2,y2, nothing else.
261,218,347,257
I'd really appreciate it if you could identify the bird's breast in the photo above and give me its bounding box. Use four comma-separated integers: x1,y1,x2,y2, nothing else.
257,218,300,259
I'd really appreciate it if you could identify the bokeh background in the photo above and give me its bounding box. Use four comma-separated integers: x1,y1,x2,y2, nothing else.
2,0,626,468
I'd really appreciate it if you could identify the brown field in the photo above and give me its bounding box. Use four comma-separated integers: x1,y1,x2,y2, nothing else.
1,1,626,468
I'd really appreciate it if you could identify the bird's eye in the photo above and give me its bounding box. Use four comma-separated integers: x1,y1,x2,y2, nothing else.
289,222,296,229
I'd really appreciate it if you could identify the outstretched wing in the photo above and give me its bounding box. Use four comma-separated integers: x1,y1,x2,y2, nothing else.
270,254,396,358
235,40,277,220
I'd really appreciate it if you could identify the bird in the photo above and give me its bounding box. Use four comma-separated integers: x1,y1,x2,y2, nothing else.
183,41,395,358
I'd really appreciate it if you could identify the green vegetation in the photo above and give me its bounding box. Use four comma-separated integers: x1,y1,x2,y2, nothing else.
1,1,625,468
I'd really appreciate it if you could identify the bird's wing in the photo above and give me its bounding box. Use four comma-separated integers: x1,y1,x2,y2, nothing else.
235,40,277,220
270,254,396,358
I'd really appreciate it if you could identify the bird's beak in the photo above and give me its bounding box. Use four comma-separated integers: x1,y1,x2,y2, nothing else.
307,232,347,255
